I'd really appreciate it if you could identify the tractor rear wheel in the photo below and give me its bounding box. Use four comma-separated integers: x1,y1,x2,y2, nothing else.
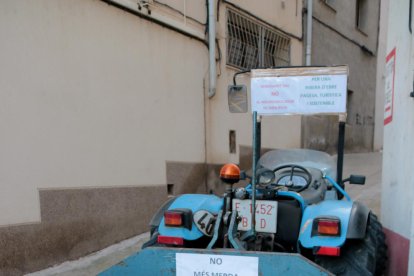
315,212,387,276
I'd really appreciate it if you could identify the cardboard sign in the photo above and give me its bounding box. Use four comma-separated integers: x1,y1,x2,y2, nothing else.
384,48,396,125
251,66,348,115
176,253,258,276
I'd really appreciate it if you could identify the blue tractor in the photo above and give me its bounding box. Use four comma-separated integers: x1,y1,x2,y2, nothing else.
104,66,387,276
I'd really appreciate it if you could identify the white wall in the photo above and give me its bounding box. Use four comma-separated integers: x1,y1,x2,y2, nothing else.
0,0,208,225
0,0,303,227
379,0,414,272
374,0,389,151
380,0,414,238
156,0,207,24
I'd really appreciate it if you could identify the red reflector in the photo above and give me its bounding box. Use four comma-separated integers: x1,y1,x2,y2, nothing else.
157,235,184,246
316,246,341,256
164,211,183,226
317,219,340,235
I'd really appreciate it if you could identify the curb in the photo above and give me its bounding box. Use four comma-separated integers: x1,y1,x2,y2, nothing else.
26,232,150,276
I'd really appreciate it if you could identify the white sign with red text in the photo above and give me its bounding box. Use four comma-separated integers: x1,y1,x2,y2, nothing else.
384,48,396,125
232,199,277,233
251,73,347,115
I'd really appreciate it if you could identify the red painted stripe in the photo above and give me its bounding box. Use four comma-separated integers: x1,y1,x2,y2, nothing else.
383,227,409,276
384,116,393,125
386,47,396,62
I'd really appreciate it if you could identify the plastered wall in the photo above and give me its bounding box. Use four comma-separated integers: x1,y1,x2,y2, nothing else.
0,0,208,226
0,0,303,228
379,0,414,274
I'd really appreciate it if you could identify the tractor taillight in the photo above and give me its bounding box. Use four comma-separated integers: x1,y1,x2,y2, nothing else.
315,246,341,256
163,209,193,230
157,235,184,246
317,219,340,236
164,211,183,227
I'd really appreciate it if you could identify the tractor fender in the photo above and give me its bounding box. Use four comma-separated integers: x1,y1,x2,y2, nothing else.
346,201,370,239
298,200,371,249
157,194,223,240
298,200,353,249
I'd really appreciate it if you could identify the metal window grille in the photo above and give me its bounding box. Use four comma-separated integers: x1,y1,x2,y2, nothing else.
226,9,290,70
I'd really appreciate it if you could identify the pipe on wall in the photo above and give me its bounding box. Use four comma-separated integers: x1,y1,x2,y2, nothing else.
305,0,313,65
208,0,216,98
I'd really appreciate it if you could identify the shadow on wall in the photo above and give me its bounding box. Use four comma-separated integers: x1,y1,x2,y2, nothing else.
165,146,266,197
166,162,210,195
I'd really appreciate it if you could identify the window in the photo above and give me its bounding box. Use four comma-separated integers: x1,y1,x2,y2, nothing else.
226,9,290,70
356,0,368,32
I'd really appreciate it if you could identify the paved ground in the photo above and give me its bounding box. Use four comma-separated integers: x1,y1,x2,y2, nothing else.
28,152,383,275
343,151,382,217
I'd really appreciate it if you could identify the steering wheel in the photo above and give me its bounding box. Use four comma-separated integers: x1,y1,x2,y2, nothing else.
272,164,312,193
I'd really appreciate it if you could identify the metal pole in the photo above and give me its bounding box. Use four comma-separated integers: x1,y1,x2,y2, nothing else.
208,0,216,98
255,117,261,166
336,120,345,192
251,111,258,236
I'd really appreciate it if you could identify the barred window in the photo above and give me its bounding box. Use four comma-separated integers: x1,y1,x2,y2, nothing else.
226,9,290,70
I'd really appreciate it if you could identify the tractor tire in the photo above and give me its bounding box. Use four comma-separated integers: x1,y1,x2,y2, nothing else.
315,212,387,276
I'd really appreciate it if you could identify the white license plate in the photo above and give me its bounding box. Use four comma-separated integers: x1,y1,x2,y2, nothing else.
232,199,277,233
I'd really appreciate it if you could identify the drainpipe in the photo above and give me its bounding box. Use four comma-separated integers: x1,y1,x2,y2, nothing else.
208,0,216,98
305,0,313,65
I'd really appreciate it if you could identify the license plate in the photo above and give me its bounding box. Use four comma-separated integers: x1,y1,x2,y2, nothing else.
232,199,277,233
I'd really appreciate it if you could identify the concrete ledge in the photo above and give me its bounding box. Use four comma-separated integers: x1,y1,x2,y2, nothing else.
27,232,149,276
1,186,166,275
